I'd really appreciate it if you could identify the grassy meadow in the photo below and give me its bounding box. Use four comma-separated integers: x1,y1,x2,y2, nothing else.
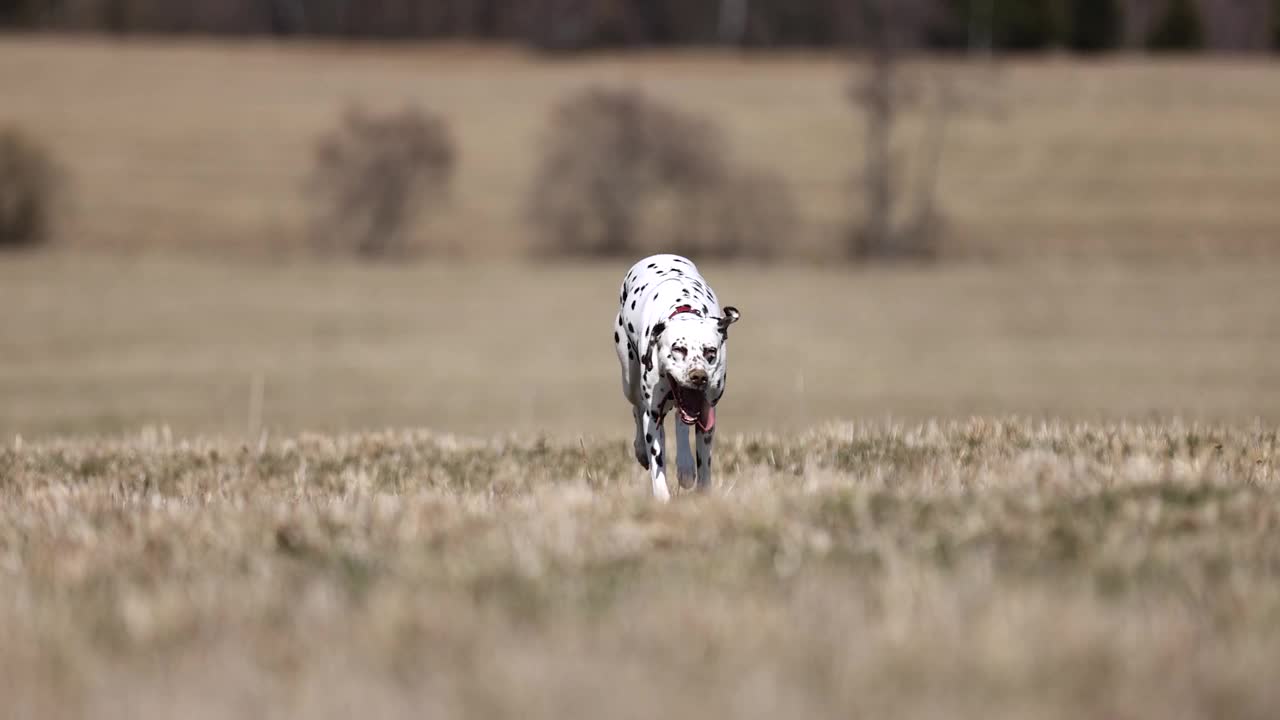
4,38,1280,719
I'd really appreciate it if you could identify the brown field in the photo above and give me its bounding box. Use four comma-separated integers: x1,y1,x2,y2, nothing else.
2,38,1280,257
2,254,1280,439
3,254,1280,717
4,38,1280,719
3,421,1279,719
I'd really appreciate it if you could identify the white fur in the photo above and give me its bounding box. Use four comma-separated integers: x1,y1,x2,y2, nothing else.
613,254,739,501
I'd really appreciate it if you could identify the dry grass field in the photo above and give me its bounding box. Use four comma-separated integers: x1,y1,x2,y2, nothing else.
3,420,1279,719
2,254,1280,439
3,253,1279,717
2,38,1280,257
4,37,1280,719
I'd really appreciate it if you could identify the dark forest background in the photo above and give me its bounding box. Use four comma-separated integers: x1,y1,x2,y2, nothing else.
1,0,1277,53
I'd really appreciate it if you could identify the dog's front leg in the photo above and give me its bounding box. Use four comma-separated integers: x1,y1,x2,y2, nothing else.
695,426,715,492
641,407,669,501
675,423,696,489
632,404,650,469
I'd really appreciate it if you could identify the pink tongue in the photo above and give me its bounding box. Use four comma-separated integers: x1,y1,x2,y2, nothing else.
698,403,716,433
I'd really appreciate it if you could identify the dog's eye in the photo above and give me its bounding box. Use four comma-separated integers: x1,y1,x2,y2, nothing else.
672,346,687,360
704,347,717,363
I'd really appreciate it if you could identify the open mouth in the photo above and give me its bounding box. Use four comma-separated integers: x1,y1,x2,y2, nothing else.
671,382,715,432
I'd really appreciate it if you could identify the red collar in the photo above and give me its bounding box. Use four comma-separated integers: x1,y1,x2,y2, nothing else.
669,304,702,319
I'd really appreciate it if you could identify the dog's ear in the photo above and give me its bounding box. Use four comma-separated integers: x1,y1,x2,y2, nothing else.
718,307,740,336
642,322,666,372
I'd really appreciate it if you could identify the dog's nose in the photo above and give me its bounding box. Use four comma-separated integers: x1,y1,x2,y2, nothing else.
689,369,708,387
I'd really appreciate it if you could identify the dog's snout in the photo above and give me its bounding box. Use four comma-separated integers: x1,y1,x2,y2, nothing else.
689,369,708,387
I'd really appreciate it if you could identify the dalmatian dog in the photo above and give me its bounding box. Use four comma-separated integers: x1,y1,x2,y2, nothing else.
614,254,740,501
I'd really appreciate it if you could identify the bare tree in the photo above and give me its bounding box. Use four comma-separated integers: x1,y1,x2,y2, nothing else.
847,0,1001,261
847,0,940,260
852,33,896,258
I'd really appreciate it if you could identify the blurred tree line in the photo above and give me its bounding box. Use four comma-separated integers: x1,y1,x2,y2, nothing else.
0,0,1276,52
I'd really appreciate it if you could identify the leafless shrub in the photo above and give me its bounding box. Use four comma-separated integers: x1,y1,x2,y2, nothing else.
529,86,795,259
528,87,725,257
669,167,798,260
0,126,64,251
306,105,455,259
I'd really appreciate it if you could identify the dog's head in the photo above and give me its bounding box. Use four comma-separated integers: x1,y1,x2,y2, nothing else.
647,306,740,430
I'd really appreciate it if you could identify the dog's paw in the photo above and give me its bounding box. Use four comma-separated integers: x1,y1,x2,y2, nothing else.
677,466,696,489
652,479,671,503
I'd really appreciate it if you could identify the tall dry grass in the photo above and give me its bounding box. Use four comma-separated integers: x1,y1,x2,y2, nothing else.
2,419,1278,718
